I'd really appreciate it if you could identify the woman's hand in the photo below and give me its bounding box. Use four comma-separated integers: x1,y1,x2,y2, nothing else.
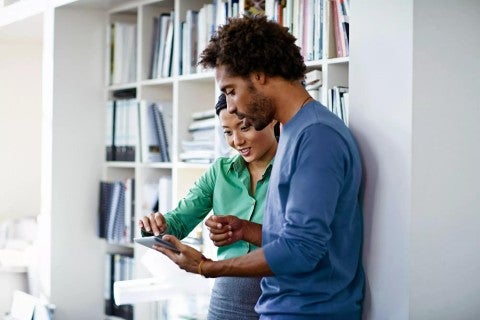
205,215,263,247
138,212,167,236
205,215,246,246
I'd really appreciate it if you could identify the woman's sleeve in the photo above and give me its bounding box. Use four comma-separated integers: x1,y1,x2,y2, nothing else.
163,162,218,239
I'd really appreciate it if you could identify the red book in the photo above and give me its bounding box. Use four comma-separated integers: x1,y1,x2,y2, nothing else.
331,0,344,57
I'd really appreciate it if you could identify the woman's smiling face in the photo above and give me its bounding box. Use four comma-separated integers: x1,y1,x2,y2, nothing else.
219,109,277,164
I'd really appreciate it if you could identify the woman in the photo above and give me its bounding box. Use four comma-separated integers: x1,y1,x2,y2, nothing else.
139,93,278,319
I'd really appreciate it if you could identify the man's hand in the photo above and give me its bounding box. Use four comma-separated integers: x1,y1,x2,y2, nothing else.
138,212,167,236
153,235,208,275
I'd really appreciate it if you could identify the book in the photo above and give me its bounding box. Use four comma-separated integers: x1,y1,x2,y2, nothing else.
99,180,131,244
105,253,134,319
305,69,323,87
149,16,159,79
330,0,344,57
155,13,171,78
151,102,172,162
313,0,324,60
139,100,161,162
158,176,172,213
99,182,113,238
106,181,124,243
112,99,137,162
111,20,137,84
188,117,216,131
105,100,115,161
182,10,198,75
162,11,175,78
191,108,216,120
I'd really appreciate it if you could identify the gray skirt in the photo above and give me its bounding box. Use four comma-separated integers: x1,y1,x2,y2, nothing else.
208,276,262,320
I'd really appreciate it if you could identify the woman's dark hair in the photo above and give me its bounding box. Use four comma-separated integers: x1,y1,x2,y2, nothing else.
199,15,306,80
215,93,227,115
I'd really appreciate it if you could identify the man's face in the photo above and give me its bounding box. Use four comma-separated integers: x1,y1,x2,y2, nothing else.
215,65,276,131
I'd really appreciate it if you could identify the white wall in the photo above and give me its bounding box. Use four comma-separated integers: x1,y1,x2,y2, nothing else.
352,0,480,319
410,1,480,318
350,1,413,319
0,17,42,222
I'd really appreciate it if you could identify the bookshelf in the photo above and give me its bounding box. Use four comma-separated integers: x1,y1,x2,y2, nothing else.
103,1,351,319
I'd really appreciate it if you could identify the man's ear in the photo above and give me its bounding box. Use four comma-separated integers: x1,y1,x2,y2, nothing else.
251,72,267,85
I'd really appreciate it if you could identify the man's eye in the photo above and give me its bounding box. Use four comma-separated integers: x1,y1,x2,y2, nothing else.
225,90,234,96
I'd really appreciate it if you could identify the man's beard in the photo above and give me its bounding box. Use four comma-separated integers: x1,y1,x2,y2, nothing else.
237,88,276,131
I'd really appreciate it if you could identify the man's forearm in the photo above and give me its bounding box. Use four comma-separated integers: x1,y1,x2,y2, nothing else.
242,221,262,247
202,248,273,277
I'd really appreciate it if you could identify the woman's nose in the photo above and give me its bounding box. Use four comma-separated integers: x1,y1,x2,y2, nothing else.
233,133,245,146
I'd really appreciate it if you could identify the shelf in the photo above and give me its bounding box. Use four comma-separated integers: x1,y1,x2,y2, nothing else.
140,162,173,169
178,71,215,82
108,82,137,91
0,0,45,27
104,161,136,168
175,162,211,170
141,77,174,86
327,56,349,64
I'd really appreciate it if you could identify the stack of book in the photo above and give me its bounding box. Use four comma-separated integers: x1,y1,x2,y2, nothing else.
180,109,216,163
180,0,266,75
305,69,323,101
265,0,324,61
98,179,135,244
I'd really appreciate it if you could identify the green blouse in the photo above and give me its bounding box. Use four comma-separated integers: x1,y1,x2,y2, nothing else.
164,154,273,260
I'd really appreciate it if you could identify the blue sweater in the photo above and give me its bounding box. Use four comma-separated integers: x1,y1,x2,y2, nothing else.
256,101,364,319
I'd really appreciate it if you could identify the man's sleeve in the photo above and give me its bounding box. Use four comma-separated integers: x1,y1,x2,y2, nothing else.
263,124,350,275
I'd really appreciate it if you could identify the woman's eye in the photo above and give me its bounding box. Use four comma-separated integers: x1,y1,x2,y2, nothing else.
223,131,232,136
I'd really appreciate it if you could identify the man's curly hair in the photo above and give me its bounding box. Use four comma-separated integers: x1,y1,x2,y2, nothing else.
199,15,306,81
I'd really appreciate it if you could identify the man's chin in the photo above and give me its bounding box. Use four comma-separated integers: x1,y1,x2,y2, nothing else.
253,121,269,131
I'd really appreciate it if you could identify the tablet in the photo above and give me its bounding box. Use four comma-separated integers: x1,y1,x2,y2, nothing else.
134,236,180,254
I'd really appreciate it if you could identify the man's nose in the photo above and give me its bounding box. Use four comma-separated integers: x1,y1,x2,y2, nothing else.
226,102,236,114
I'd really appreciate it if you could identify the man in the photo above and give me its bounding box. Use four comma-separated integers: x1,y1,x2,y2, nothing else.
155,15,365,319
